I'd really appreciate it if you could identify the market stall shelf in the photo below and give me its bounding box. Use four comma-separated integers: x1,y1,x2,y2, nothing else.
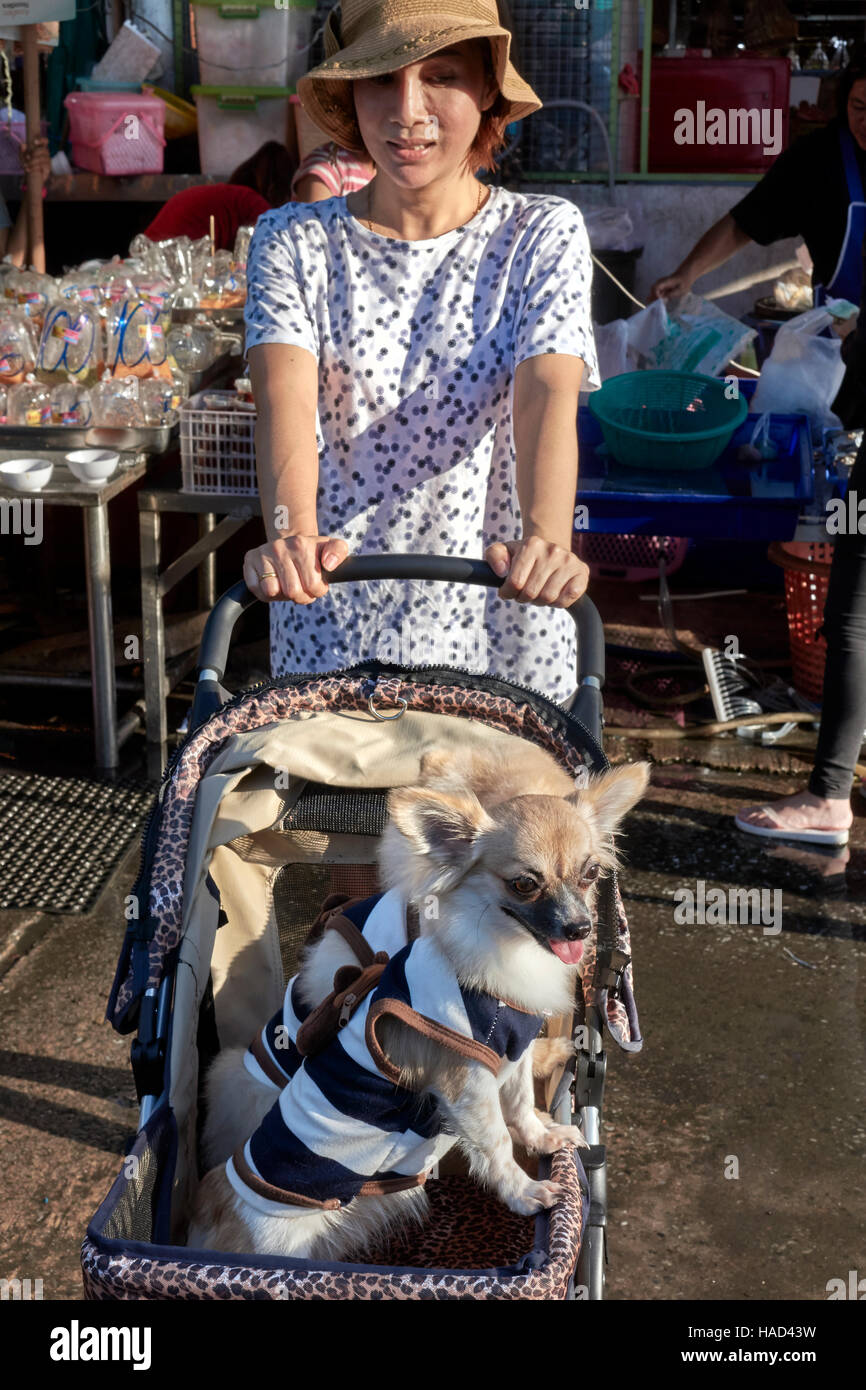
0,452,149,771
138,485,262,779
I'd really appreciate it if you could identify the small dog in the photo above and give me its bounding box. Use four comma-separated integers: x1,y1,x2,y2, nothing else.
189,749,650,1261
198,741,591,1171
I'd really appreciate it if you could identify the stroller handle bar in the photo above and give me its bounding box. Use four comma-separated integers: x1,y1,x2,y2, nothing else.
193,556,605,727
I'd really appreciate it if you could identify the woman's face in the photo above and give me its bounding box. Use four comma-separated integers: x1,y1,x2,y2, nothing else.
847,77,866,150
352,39,497,183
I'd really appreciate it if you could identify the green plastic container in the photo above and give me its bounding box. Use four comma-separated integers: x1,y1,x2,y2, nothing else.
587,371,748,471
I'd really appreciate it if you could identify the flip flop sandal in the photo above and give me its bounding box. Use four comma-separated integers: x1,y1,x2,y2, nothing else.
734,808,850,846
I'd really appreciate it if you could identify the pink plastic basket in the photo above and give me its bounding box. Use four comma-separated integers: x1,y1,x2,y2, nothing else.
574,533,690,582
64,92,165,176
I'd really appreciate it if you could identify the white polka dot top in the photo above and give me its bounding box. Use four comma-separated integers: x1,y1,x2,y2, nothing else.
244,183,601,706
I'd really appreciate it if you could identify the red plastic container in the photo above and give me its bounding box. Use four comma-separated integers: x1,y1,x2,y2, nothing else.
768,541,833,702
64,92,166,176
574,532,690,583
649,57,790,174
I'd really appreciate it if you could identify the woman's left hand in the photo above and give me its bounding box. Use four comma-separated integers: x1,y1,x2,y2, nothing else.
484,537,589,607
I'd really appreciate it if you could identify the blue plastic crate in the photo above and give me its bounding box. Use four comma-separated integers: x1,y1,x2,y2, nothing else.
576,387,813,540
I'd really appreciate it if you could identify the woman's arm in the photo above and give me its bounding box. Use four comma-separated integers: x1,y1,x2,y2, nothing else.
243,343,349,602
485,353,589,606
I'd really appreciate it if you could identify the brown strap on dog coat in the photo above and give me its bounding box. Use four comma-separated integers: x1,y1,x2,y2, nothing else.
295,953,390,1058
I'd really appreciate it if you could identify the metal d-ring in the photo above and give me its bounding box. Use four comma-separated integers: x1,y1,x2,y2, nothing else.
367,695,408,721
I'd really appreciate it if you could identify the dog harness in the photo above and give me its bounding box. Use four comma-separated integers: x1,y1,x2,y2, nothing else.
226,888,547,1216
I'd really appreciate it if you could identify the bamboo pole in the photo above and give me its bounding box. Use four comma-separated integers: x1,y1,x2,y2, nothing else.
21,24,44,273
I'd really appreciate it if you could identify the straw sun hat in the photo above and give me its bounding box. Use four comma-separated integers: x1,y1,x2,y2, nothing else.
296,0,542,155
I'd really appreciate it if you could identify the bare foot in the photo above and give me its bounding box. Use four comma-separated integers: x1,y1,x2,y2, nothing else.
736,789,853,833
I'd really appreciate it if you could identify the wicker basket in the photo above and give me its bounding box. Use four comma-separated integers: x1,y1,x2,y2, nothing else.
768,541,834,702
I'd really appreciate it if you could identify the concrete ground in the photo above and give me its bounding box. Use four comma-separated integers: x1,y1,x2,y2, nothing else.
0,759,864,1301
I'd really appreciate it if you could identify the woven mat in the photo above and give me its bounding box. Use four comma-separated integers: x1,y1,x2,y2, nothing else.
0,771,152,913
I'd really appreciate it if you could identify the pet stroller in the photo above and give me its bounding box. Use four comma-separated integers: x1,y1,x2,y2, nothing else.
83,555,642,1301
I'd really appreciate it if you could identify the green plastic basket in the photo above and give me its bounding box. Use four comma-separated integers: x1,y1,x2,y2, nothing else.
587,371,748,470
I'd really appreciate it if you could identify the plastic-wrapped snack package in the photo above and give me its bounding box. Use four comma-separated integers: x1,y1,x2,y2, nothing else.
188,235,213,291
198,250,245,308
233,224,255,268
90,373,144,427
97,260,138,307
37,298,105,387
0,309,39,384
50,381,93,426
57,270,102,307
166,317,220,372
139,376,180,425
107,296,172,378
7,376,51,426
7,269,59,329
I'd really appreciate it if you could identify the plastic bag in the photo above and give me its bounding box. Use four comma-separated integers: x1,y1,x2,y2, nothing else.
591,318,629,382
773,267,813,311
583,208,640,253
647,293,756,377
750,323,845,427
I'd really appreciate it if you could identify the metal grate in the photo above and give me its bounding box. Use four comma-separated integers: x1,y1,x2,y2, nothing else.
0,771,152,913
273,861,380,983
510,1,614,175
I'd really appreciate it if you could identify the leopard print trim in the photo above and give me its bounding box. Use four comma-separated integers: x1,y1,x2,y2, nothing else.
81,1148,586,1301
110,674,638,1049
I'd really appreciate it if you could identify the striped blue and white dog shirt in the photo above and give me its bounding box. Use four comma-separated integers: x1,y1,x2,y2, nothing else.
226,888,546,1216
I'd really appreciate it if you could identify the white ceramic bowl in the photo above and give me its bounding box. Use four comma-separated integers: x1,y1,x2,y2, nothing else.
65,448,120,487
0,458,53,491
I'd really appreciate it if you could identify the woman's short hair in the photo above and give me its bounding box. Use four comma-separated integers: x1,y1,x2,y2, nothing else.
229,141,297,207
354,38,512,175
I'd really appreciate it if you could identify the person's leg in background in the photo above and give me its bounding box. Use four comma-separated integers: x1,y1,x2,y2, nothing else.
736,436,866,843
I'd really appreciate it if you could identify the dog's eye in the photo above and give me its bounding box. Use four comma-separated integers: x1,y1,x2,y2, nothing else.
510,875,538,896
581,863,600,883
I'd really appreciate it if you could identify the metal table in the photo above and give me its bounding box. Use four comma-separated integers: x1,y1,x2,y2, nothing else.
0,451,149,770
138,484,261,779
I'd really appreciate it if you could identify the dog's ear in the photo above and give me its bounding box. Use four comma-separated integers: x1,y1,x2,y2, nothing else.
387,785,495,868
568,763,651,838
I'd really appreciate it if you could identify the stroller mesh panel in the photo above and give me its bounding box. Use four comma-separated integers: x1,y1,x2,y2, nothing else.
282,784,389,836
97,1137,159,1244
273,861,380,982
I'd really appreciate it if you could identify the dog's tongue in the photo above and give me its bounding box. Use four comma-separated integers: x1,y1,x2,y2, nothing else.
550,939,584,965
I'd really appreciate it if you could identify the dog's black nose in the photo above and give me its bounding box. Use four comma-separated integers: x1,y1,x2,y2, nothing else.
564,919,592,942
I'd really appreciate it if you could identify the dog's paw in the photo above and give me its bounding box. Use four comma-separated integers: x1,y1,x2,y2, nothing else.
507,1179,563,1215
536,1122,589,1153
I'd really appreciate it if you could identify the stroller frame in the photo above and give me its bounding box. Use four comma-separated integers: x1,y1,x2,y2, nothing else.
90,556,638,1301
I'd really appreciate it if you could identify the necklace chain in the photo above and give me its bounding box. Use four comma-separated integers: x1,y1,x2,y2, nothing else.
363,179,487,237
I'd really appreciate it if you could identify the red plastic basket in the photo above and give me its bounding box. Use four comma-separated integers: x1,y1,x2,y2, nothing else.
64,92,165,176
768,541,834,702
574,532,689,582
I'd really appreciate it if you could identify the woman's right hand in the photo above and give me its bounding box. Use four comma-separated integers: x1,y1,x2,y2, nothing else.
243,534,350,604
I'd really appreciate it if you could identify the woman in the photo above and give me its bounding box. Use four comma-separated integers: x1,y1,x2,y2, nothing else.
143,141,295,251
736,234,866,846
242,0,599,705
650,52,866,308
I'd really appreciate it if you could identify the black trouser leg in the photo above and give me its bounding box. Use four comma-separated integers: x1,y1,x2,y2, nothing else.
808,437,866,799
